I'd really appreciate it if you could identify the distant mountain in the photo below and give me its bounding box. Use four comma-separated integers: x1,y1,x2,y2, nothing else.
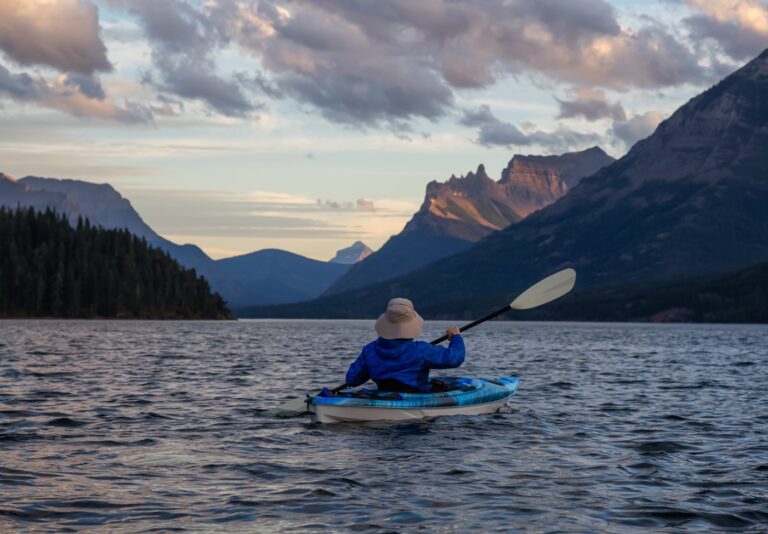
217,249,351,306
0,175,368,308
19,176,160,236
1,173,79,214
242,49,768,320
330,241,373,264
238,261,768,323
325,147,613,295
0,175,249,306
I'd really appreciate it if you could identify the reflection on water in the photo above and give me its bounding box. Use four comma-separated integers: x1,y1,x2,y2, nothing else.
1,320,767,531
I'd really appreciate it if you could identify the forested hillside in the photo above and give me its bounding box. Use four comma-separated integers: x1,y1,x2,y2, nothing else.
0,208,231,319
526,262,768,323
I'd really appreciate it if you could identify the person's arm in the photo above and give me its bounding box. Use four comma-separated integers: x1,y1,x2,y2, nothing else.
423,327,465,369
345,351,371,387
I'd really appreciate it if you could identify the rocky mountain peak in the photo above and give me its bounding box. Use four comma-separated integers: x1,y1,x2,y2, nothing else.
369,47,768,305
426,164,494,200
20,176,125,203
501,146,613,189
324,146,614,295
330,241,373,264
13,176,153,238
421,146,614,225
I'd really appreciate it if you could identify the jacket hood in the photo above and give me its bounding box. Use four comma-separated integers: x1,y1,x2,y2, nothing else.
373,337,413,359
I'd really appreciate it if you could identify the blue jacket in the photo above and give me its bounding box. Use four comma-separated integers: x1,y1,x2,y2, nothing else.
345,336,465,392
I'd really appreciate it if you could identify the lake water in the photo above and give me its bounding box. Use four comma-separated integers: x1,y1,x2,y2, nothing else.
1,320,767,532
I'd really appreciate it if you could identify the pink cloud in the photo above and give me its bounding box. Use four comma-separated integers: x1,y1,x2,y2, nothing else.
0,0,112,75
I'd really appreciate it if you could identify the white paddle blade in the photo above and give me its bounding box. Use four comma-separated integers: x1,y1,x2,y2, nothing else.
269,392,316,417
510,268,576,310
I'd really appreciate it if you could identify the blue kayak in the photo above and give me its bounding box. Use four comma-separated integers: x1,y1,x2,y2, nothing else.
309,376,519,423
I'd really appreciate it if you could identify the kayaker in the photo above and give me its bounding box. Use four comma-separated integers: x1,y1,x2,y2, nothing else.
345,298,465,393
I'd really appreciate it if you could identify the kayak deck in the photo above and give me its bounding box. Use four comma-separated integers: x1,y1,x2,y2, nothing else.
309,376,519,423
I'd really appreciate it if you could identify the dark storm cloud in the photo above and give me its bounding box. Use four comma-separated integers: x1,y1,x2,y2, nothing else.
557,91,627,122
0,0,112,75
461,105,601,150
126,0,256,117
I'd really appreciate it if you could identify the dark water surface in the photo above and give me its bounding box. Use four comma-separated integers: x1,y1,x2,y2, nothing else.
1,320,767,532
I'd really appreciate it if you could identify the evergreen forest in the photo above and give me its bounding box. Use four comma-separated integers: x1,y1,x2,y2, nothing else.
0,207,231,319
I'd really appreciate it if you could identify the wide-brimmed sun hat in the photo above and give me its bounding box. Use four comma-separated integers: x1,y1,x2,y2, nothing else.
375,298,424,340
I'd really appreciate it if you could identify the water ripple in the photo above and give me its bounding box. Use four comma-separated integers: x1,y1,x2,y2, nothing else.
1,319,767,532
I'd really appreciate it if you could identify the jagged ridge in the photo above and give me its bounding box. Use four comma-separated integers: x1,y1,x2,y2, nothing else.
325,147,613,295
243,49,768,319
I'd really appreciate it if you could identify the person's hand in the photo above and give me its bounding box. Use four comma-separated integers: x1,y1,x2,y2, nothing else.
446,326,460,339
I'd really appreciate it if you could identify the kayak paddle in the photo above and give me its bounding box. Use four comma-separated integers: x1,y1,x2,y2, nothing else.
272,268,576,416
430,267,576,343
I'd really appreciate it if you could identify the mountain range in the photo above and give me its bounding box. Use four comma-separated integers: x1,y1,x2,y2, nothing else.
241,48,768,320
7,49,768,321
325,146,614,295
0,174,368,307
2,146,613,311
217,249,352,305
1,173,248,304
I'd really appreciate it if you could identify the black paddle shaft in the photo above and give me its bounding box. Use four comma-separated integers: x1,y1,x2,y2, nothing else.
428,303,511,345
330,303,512,394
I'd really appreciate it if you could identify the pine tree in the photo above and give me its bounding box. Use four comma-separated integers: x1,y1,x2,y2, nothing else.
0,207,231,319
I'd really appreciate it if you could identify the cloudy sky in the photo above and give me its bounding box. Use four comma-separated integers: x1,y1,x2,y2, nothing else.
1,0,766,259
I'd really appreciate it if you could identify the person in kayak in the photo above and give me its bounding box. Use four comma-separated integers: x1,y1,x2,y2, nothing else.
345,298,465,393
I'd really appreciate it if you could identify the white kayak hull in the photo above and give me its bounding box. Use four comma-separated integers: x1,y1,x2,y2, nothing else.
308,376,519,424
310,397,509,423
